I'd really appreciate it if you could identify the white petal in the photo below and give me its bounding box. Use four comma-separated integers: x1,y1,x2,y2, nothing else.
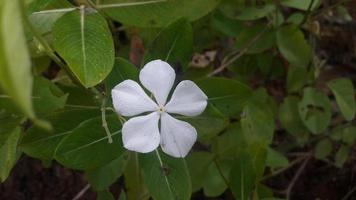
165,80,208,116
122,112,160,153
111,80,158,117
160,113,197,158
139,60,175,105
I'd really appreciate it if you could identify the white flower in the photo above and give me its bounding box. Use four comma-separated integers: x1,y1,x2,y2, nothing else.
111,60,208,158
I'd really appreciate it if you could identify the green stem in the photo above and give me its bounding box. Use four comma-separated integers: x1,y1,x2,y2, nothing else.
101,98,113,143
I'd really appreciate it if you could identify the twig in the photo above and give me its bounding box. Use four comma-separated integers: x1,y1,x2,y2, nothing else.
285,155,312,200
299,0,315,27
72,184,90,200
101,98,113,143
311,0,351,19
261,156,305,181
342,185,356,200
207,25,270,77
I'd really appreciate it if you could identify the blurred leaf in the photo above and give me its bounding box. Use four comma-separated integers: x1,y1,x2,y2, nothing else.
33,77,68,114
144,19,193,70
220,2,275,20
197,78,252,117
229,151,256,200
281,0,321,10
314,139,332,160
139,150,191,200
327,78,355,121
298,87,331,134
266,147,289,169
211,10,243,36
55,115,124,170
86,152,128,191
241,100,275,144
0,0,35,119
53,10,115,87
286,13,304,25
186,151,213,192
287,66,309,93
335,145,349,168
341,126,356,145
203,160,229,197
97,190,115,200
0,112,22,148
177,104,229,141
277,24,312,67
0,127,20,182
279,96,308,135
106,58,139,92
235,24,275,54
100,0,221,27
21,108,100,161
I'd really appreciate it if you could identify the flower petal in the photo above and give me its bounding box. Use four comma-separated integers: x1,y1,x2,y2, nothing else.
112,80,158,117
160,113,197,158
165,80,208,116
139,60,175,105
122,112,160,153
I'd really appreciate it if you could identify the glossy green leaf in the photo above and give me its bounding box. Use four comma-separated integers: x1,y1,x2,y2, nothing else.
0,0,35,118
33,77,68,114
0,127,20,182
139,151,191,200
99,0,221,27
229,151,256,200
53,10,115,87
21,108,100,161
177,104,229,141
277,25,312,67
281,0,321,10
327,78,355,121
97,190,115,200
335,145,349,168
86,152,128,191
55,115,124,170
186,151,214,192
314,139,332,160
279,96,307,135
106,58,139,91
266,148,289,169
241,100,275,144
197,78,252,117
144,19,193,70
298,87,331,134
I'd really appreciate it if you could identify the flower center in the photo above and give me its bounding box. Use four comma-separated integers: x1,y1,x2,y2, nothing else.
157,105,166,113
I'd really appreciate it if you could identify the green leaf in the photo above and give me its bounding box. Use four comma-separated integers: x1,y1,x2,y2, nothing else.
53,10,115,87
277,24,312,67
33,77,68,114
86,152,128,191
97,190,115,200
211,10,243,37
229,151,256,200
197,77,252,117
266,148,289,169
212,123,245,158
100,0,221,27
144,19,193,70
55,115,124,170
241,100,275,144
235,24,276,54
327,78,355,121
21,108,100,161
298,87,332,134
106,58,139,91
186,151,213,192
341,126,356,145
0,111,22,148
202,160,229,197
220,2,275,20
287,66,309,93
281,0,321,10
0,127,21,182
335,145,349,168
177,104,229,141
0,0,35,118
314,139,332,160
279,96,308,135
139,150,191,200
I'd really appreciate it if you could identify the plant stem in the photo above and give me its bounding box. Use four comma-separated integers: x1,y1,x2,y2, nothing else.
101,98,113,143
299,0,315,27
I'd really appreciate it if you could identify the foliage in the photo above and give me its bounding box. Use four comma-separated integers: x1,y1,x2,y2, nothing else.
0,0,355,199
